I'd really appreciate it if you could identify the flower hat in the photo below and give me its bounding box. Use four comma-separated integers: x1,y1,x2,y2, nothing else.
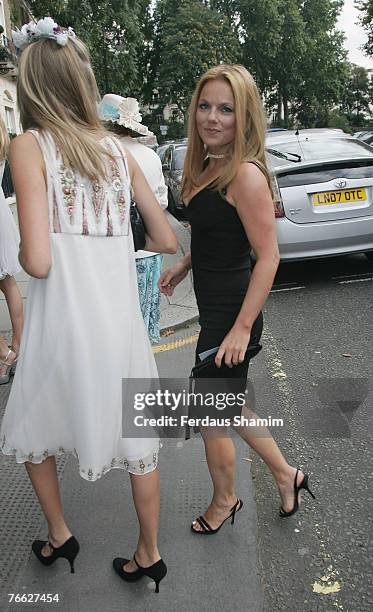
12,17,75,50
98,94,152,137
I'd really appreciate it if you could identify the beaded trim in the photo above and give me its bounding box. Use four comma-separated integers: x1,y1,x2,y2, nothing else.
1,434,159,482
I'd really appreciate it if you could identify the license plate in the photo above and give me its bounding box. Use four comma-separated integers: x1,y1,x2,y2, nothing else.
312,188,367,206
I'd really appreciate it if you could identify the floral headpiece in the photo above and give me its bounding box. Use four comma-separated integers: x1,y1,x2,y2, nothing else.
98,94,152,137
12,17,75,51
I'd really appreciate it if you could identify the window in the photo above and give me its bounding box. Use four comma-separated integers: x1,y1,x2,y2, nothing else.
4,106,15,133
0,1,6,43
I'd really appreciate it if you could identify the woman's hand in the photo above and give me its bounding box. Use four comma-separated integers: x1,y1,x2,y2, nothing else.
215,323,252,368
158,259,189,297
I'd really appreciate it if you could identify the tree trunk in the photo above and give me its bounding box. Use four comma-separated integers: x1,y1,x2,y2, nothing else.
283,91,289,125
277,88,282,122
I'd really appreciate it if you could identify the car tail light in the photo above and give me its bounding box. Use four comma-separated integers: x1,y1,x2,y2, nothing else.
271,174,285,218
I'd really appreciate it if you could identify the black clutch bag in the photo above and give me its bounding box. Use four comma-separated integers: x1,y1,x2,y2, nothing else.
130,200,146,251
190,343,262,379
185,342,262,439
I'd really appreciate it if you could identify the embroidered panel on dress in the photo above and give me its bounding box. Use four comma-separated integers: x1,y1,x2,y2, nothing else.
52,187,61,233
82,191,89,236
109,156,127,225
60,167,77,226
43,135,130,236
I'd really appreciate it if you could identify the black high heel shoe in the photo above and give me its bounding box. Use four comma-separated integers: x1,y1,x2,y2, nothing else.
279,469,315,518
113,555,167,593
191,498,243,535
32,536,80,573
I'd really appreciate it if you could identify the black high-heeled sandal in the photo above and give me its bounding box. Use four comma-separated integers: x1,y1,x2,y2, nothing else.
32,536,80,573
279,469,315,518
191,498,243,535
113,555,167,593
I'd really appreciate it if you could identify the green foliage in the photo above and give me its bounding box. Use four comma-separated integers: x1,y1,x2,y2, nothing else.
239,0,283,92
150,0,241,116
29,0,151,95
238,0,347,127
327,110,352,133
340,64,372,125
22,1,371,133
355,0,373,58
293,0,348,127
0,45,17,66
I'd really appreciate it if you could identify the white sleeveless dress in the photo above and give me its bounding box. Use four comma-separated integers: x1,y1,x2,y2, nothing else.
0,160,21,280
0,131,159,481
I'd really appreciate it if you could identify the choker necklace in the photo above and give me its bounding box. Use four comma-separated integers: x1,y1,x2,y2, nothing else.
206,152,227,159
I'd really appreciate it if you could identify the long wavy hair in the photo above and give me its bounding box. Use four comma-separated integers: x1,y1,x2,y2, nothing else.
182,64,271,198
17,36,111,180
0,115,10,161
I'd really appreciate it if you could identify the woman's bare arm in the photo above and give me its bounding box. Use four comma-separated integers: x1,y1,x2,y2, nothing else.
215,162,279,367
10,133,52,278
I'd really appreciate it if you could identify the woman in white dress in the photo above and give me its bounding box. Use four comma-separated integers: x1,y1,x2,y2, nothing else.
1,18,177,593
99,94,168,344
0,117,24,383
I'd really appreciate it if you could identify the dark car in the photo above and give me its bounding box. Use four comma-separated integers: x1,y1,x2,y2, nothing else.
162,144,187,218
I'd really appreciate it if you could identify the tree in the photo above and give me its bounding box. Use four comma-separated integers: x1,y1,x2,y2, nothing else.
293,0,348,127
355,0,373,58
340,64,372,126
150,0,241,118
238,0,283,94
29,1,151,95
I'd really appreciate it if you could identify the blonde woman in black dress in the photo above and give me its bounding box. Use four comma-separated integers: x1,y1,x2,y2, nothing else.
159,65,315,533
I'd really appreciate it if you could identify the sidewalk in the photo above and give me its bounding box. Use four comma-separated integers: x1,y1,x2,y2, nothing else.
159,214,199,332
0,326,264,612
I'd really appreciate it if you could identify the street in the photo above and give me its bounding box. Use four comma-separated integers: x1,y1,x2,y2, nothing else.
156,245,373,612
1,212,372,611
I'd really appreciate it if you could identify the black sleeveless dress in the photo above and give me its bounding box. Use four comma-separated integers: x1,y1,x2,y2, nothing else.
184,186,263,374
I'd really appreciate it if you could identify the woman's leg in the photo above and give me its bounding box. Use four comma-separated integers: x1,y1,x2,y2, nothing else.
195,320,303,516
191,430,238,532
0,276,24,353
233,407,303,513
123,468,161,571
0,335,9,359
26,457,72,555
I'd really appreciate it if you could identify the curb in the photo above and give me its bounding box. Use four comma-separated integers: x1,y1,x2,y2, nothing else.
160,312,199,334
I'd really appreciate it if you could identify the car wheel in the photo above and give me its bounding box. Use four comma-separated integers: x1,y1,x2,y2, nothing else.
365,251,373,262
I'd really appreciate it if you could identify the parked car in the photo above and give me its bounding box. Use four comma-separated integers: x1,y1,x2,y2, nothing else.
267,129,373,261
357,131,373,146
354,130,373,140
161,143,187,218
157,142,173,164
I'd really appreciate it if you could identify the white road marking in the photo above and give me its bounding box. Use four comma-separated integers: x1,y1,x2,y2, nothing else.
270,286,306,293
332,272,373,280
262,326,342,605
338,277,373,284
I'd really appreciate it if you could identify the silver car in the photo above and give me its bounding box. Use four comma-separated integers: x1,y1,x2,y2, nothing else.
266,129,373,261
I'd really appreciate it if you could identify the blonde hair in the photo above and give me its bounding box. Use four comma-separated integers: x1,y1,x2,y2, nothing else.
17,37,111,180
0,115,10,161
182,64,271,197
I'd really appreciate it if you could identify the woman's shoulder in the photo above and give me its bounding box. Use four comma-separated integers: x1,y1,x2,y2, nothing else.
232,160,269,188
10,132,43,156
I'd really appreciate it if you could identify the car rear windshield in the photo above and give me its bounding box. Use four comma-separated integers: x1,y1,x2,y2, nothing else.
267,137,373,164
275,160,373,188
172,147,187,170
